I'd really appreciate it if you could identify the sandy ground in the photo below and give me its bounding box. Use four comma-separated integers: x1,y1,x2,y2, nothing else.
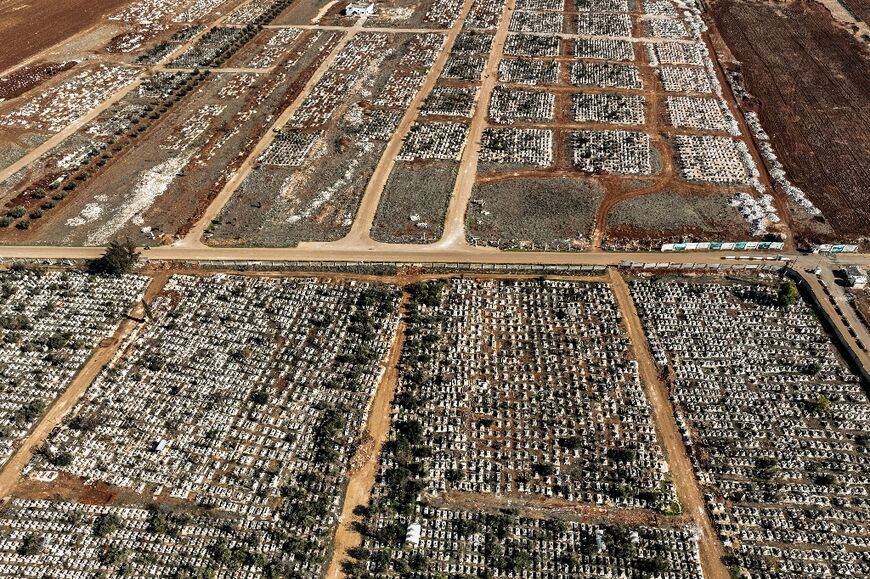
608,269,730,579
0,0,133,73
325,294,408,578
0,271,169,499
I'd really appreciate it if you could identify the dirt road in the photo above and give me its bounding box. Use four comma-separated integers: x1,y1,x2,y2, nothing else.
0,271,168,499
338,0,477,247
438,0,517,249
608,269,730,579
326,296,408,578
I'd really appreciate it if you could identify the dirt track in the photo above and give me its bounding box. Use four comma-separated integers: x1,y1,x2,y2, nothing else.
608,269,729,579
325,296,408,578
0,0,132,74
710,0,870,240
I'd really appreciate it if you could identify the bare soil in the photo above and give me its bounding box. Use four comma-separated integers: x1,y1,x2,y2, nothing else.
370,161,457,244
710,0,870,241
0,0,133,73
604,190,751,249
466,175,603,249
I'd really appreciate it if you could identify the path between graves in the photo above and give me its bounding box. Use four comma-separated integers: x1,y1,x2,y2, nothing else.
433,490,694,529
326,294,409,578
0,271,170,499
608,269,730,579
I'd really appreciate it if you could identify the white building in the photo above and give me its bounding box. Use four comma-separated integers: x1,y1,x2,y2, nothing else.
346,1,375,16
846,266,867,289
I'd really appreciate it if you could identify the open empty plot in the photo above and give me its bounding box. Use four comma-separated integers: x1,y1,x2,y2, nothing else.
632,277,870,578
467,177,603,250
604,191,750,248
370,161,457,244
712,0,870,239
25,274,401,576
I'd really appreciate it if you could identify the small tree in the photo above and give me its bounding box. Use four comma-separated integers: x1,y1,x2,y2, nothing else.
813,394,832,413
89,239,138,276
777,280,798,308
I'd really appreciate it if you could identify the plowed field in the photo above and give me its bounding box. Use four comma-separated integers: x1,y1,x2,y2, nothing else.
710,0,870,241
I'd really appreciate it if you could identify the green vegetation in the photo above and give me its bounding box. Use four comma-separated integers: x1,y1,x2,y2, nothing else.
777,280,798,308
88,239,138,276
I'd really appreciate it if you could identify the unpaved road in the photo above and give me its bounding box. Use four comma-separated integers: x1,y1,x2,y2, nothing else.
325,296,408,578
608,269,730,579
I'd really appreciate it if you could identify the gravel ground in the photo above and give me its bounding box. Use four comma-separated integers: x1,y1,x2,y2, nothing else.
371,160,457,244
467,176,603,249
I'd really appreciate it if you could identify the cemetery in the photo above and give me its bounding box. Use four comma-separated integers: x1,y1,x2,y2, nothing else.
647,41,707,66
397,122,470,162
665,96,736,134
0,267,148,467
25,273,402,576
366,278,678,508
504,34,562,58
570,62,643,90
631,277,870,578
209,31,445,246
572,129,653,175
656,66,713,94
509,10,565,34
489,87,555,124
479,128,554,167
499,58,561,86
0,65,140,134
673,134,751,185
420,87,478,118
573,92,646,126
466,0,507,30
353,504,704,577
574,38,636,62
575,13,634,37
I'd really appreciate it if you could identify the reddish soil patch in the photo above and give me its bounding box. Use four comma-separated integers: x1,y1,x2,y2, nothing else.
709,0,870,241
0,61,77,101
0,0,133,73
12,473,119,505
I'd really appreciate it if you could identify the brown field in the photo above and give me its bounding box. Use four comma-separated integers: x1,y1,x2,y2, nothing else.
0,0,133,73
709,0,870,242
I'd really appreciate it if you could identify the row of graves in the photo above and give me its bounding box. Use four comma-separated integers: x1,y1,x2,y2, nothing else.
353,504,704,577
631,277,870,577
0,268,148,467
347,278,700,577
12,274,403,577
374,279,678,509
